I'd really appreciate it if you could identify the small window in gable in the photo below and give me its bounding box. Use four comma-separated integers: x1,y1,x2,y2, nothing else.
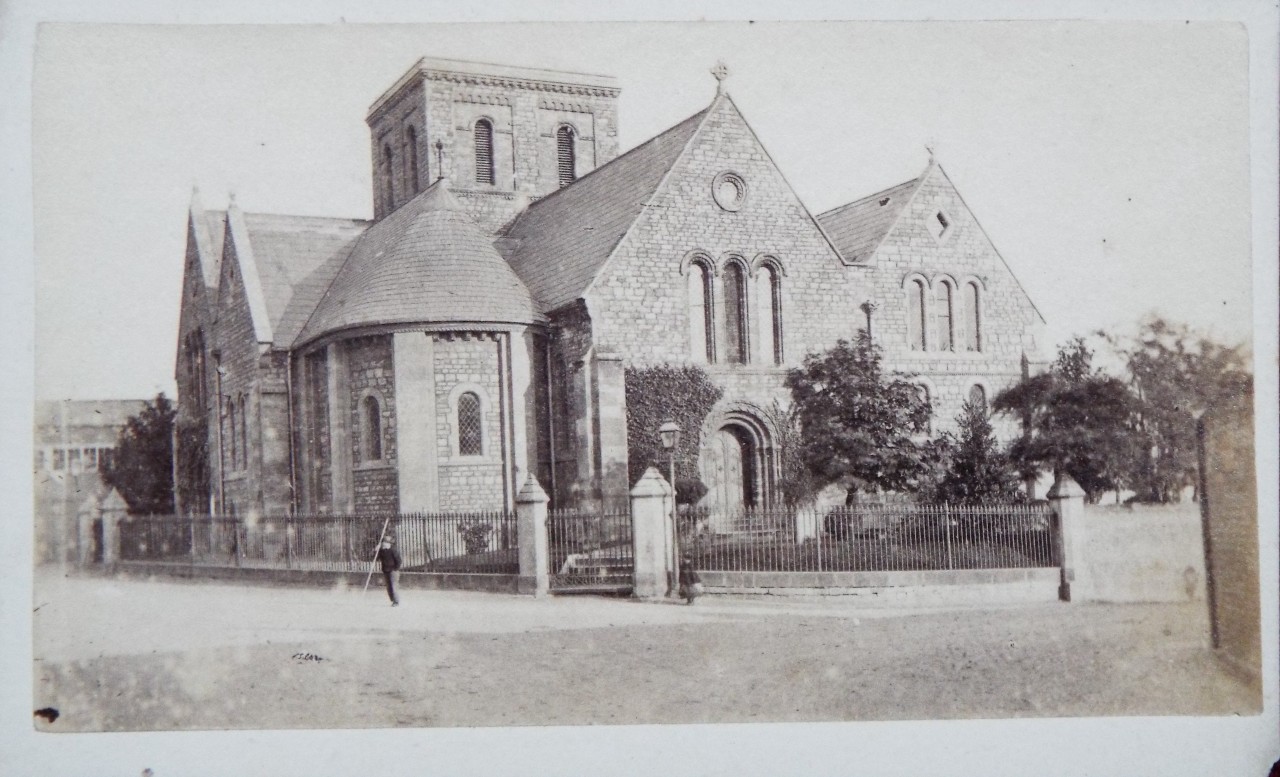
458,392,483,456
927,210,951,241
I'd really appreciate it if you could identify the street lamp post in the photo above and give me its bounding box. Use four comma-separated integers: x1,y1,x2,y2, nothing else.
658,421,681,597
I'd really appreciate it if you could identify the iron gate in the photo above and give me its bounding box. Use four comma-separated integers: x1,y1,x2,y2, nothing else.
546,506,634,593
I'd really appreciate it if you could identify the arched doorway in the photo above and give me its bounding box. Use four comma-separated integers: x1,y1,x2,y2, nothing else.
701,408,777,520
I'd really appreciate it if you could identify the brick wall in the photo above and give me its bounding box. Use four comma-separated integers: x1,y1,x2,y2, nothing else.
213,234,264,516
433,334,506,511
1201,395,1261,698
347,335,399,514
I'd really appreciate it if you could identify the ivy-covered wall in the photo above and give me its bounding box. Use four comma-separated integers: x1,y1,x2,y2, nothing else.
624,365,723,501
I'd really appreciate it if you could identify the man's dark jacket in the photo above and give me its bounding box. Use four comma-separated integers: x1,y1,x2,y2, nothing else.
376,546,402,573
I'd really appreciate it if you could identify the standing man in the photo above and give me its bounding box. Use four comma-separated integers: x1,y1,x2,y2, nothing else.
376,537,402,607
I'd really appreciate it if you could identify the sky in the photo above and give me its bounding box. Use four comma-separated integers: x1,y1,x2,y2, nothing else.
30,20,1254,400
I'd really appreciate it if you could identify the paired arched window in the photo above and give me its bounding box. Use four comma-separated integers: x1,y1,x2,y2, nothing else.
756,263,783,365
474,119,495,186
968,384,988,413
935,280,954,352
723,262,749,364
907,279,927,351
556,125,576,188
362,394,383,461
457,392,483,456
405,126,420,195
687,258,715,363
963,281,981,352
382,143,395,212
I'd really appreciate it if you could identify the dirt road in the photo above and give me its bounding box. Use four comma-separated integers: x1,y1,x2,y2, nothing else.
32,570,1257,732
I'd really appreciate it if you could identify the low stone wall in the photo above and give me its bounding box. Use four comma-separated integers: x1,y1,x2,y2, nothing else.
700,567,1059,605
1073,504,1206,604
111,561,520,594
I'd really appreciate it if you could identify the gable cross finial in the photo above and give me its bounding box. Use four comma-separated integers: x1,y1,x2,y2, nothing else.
925,142,937,163
711,61,730,94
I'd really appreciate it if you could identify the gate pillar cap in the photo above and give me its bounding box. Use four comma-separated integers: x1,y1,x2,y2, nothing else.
77,493,102,515
1047,474,1085,499
630,467,670,498
516,474,549,504
102,488,129,513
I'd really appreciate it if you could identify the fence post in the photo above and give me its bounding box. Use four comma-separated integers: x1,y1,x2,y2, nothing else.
1048,474,1087,602
75,494,102,566
630,467,672,600
100,488,128,565
943,504,954,570
516,475,550,597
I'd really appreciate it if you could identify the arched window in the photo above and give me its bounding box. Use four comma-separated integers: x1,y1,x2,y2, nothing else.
226,398,237,470
915,384,933,435
556,125,576,188
238,395,248,469
963,282,982,352
723,262,749,364
935,281,954,352
687,259,715,363
474,119,495,185
362,395,383,461
382,143,395,211
907,279,927,351
755,263,783,365
457,392,483,456
405,126,420,195
968,384,987,413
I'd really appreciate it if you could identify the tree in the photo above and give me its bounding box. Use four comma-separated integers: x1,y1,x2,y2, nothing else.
930,399,1023,504
785,332,933,501
993,338,1139,503
1107,317,1252,502
101,393,177,515
624,365,723,504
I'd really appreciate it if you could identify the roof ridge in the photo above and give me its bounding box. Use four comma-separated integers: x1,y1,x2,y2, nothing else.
500,104,711,233
817,176,921,219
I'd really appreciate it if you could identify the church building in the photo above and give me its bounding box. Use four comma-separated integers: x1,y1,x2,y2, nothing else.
173,57,1046,519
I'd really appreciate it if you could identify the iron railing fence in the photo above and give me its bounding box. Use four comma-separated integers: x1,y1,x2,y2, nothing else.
679,502,1056,573
117,511,518,574
546,506,634,590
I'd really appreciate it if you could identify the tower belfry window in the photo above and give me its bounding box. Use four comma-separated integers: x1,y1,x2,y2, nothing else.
474,119,495,186
382,144,395,211
406,126,420,194
556,125,576,188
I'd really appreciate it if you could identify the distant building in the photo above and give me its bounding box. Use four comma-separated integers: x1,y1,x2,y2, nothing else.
174,57,1046,519
33,399,147,562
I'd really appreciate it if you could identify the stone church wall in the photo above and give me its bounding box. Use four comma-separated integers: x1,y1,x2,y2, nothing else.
867,166,1045,442
433,334,506,511
347,335,399,515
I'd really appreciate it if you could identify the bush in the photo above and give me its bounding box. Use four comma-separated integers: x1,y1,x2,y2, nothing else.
457,521,493,555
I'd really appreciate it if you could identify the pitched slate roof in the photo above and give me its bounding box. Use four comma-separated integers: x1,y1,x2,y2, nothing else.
497,106,710,312
294,181,538,347
241,212,368,345
815,177,922,264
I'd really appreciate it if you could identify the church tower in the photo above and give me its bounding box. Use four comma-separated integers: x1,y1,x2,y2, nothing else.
366,57,621,232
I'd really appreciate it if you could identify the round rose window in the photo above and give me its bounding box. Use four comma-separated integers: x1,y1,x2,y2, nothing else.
712,171,747,211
